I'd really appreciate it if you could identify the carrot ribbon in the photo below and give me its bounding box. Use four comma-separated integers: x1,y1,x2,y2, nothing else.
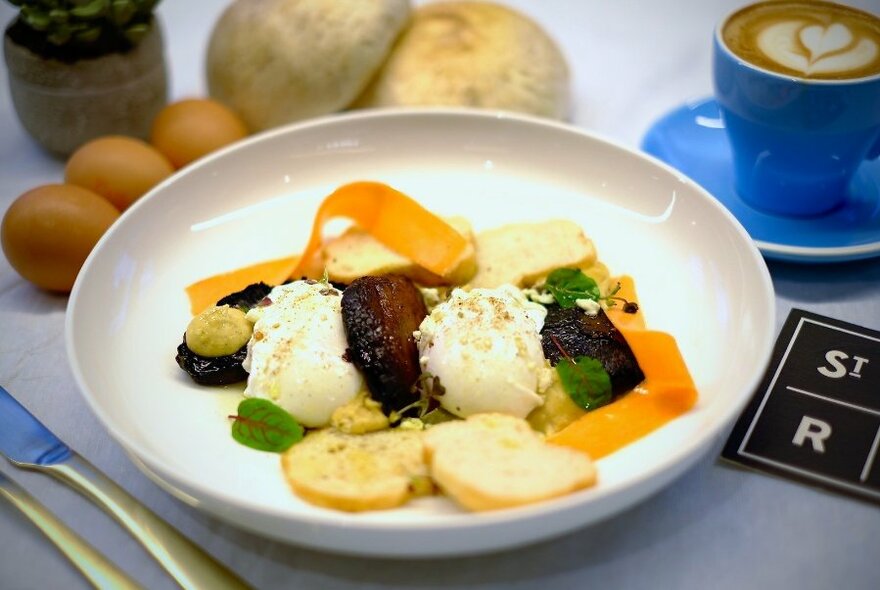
548,276,698,459
185,181,468,314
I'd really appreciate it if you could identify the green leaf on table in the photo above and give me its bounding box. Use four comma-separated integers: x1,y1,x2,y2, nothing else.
556,356,613,411
230,398,303,453
544,268,602,308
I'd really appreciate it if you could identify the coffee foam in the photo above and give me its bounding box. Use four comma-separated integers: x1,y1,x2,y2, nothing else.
723,1,880,79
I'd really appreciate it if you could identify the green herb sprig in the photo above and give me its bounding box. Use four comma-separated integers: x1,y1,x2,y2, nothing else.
544,268,602,308
389,372,446,424
229,398,304,453
550,334,613,411
543,268,638,313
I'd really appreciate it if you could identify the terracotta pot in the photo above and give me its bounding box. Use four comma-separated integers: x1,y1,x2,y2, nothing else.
3,20,168,156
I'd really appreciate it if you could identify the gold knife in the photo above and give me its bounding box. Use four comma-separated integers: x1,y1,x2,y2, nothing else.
0,469,142,590
0,386,252,590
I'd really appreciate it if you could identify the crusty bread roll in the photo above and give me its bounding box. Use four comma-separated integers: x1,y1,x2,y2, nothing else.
423,413,596,511
353,1,570,119
207,0,411,131
281,428,429,512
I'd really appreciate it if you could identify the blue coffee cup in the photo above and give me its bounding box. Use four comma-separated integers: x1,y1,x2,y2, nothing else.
713,7,880,217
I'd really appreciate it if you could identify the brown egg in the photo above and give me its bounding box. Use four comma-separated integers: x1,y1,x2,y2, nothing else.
151,98,249,168
65,136,174,211
1,184,120,293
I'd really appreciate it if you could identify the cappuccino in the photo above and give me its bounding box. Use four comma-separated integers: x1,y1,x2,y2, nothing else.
722,1,880,80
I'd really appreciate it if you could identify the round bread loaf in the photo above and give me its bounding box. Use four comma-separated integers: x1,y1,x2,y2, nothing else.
206,0,411,131
353,1,570,119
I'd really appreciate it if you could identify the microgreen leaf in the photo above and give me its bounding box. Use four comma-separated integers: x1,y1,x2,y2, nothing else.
544,268,602,308
603,282,621,306
556,356,613,411
229,398,304,453
420,407,457,425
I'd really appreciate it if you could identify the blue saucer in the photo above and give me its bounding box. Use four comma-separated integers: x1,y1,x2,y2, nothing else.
641,97,880,263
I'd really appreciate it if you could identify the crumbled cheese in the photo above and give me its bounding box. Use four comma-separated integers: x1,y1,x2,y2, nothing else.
398,418,425,431
575,298,600,316
522,287,555,305
419,287,443,311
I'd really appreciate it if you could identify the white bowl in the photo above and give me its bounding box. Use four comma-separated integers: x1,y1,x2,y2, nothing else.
67,108,775,557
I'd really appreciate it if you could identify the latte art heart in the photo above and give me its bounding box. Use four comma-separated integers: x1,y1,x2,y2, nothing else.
722,1,880,80
799,23,851,58
757,20,878,75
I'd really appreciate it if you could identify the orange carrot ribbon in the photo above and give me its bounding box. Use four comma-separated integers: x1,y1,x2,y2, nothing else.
548,276,698,459
289,181,468,279
185,181,468,314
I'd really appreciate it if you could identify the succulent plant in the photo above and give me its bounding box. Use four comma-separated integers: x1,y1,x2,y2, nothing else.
6,0,161,47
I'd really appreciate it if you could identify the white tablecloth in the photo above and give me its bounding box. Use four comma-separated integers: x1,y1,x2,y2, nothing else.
2,1,878,588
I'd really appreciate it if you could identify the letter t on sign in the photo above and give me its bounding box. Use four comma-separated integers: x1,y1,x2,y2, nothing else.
792,416,832,453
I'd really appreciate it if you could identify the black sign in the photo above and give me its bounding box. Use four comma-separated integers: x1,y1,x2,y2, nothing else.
722,309,880,503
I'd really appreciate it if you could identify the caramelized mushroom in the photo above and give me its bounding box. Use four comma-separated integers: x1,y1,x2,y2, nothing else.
341,275,428,413
541,305,645,396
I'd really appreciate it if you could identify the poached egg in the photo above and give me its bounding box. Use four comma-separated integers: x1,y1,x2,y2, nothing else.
243,281,363,427
415,285,552,419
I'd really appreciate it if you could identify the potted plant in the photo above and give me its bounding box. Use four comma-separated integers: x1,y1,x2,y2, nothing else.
3,0,167,155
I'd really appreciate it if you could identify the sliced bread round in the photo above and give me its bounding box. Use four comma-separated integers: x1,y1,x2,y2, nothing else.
282,428,428,512
424,413,596,511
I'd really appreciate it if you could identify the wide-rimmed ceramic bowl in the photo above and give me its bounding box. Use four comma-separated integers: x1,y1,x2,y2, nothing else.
67,108,775,557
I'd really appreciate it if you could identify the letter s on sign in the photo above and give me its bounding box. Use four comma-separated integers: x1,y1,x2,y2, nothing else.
818,350,848,379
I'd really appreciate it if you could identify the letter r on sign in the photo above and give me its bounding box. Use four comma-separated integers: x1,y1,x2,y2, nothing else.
792,416,832,453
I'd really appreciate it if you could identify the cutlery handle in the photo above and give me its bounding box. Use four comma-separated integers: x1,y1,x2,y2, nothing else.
42,454,251,590
0,476,142,590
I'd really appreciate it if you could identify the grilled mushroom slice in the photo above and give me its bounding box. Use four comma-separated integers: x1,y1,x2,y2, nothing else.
175,338,249,385
341,275,428,413
176,282,272,385
541,305,644,396
216,281,273,311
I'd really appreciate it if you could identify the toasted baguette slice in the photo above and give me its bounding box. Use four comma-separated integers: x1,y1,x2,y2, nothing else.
320,216,477,286
281,428,428,512
423,413,596,511
470,220,596,288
